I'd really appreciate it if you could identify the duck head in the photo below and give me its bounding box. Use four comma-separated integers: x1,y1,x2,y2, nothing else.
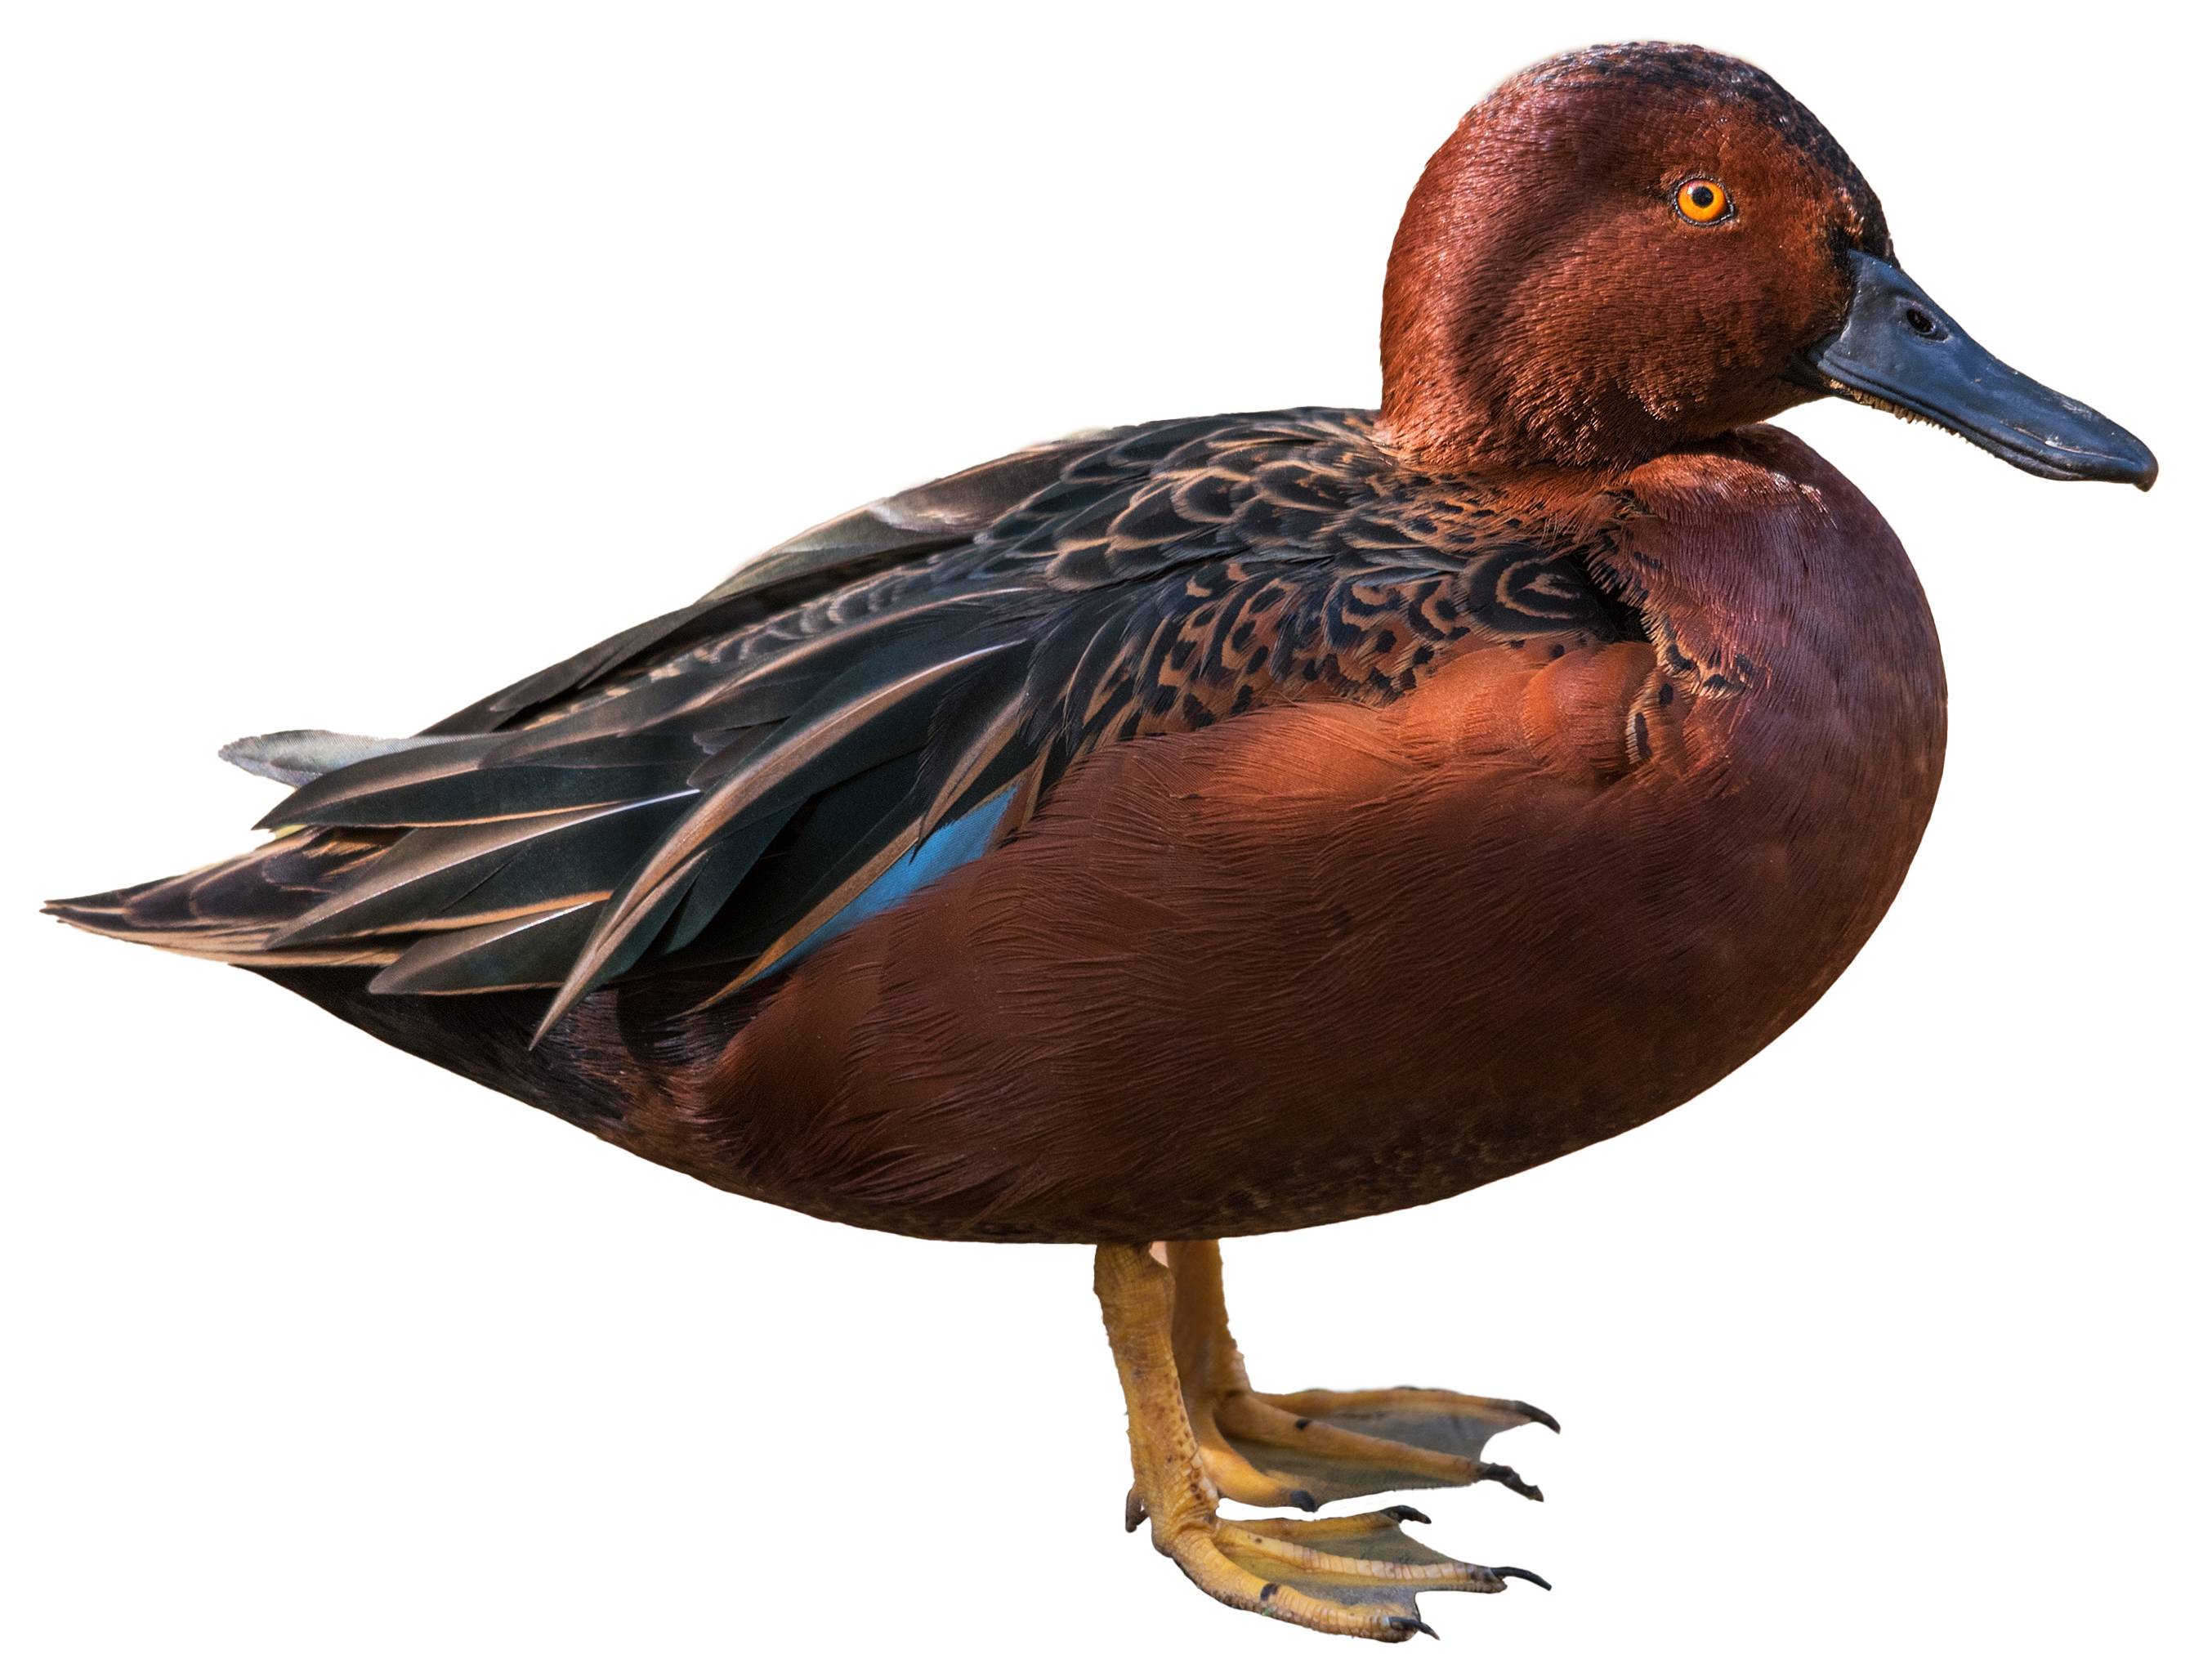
1381,42,2156,488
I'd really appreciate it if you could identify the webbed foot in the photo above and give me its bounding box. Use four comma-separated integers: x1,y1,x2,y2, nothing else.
1160,1241,1557,1512
1151,1506,1546,1641
1097,1242,1552,1642
1198,1384,1557,1509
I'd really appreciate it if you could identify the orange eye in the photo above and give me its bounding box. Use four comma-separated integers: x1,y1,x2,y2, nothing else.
1674,177,1732,224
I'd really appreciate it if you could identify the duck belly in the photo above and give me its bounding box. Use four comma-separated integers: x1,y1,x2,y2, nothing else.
628,645,1945,1244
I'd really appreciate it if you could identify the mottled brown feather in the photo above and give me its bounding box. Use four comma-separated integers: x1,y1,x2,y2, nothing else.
56,409,1644,1022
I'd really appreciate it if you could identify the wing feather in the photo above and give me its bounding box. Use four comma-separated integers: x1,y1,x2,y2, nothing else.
118,410,1638,1036
533,642,1021,1036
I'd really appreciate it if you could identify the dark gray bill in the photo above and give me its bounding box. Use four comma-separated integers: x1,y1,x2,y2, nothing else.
1795,252,2156,490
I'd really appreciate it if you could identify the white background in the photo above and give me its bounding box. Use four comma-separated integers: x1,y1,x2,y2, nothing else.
5,4,2205,1656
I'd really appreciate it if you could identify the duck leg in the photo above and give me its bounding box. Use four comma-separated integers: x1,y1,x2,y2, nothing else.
1160,1239,1559,1511
1096,1244,1545,1642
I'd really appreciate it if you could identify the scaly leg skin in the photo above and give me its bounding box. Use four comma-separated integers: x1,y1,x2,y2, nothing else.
1163,1240,1560,1512
1096,1244,1548,1641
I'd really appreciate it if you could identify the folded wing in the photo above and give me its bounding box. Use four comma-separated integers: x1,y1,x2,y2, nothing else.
57,410,1638,1037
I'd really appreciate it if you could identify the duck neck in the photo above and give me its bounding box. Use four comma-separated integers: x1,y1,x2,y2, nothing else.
1379,231,1660,475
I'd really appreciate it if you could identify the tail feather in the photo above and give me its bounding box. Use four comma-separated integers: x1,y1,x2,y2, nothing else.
218,729,453,789
45,828,408,968
47,728,454,964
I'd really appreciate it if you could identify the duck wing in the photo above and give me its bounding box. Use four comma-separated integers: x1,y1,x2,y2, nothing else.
420,430,1091,739
70,409,1637,1038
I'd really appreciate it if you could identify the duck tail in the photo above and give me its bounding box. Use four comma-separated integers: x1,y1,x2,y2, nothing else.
47,731,761,1137
42,827,404,970
46,843,647,1134
43,728,444,964
216,729,448,789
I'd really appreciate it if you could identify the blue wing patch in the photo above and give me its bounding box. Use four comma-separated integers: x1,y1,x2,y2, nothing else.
757,784,1018,980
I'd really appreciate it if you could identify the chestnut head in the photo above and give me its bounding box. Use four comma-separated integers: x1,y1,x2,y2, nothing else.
1381,42,2154,487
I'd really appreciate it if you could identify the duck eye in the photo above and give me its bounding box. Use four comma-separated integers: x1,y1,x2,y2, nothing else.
1674,177,1732,225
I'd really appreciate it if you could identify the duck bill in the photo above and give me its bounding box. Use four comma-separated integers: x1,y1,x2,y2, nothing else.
1795,251,2156,490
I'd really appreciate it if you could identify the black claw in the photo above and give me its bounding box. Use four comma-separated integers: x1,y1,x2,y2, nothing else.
1259,1581,1281,1604
1289,1487,1320,1513
1383,1504,1432,1526
1480,1462,1544,1501
1387,1616,1441,1639
1493,1567,1552,1591
1514,1402,1562,1433
1124,1490,1147,1533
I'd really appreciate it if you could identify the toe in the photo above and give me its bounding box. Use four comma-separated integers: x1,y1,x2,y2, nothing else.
1211,1396,1471,1506
1225,1385,1557,1505
1150,1509,1543,1639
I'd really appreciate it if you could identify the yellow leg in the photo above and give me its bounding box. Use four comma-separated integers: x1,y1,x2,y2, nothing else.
1097,1244,1544,1642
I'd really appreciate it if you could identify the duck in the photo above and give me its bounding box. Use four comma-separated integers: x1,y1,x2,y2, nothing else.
47,40,2155,1644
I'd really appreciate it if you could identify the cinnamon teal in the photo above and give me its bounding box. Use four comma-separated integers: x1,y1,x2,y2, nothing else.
48,40,2156,1643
